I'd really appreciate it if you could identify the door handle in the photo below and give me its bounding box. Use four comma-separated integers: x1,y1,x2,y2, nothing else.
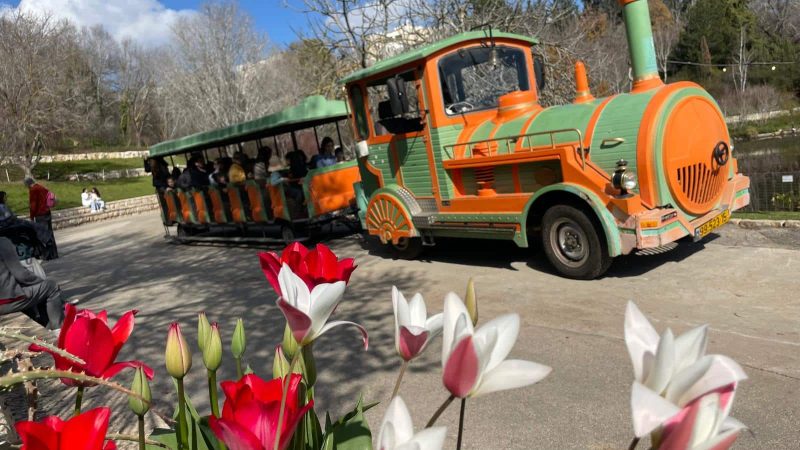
601,137,625,147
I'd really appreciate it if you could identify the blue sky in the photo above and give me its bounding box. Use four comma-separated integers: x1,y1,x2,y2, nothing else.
0,0,310,46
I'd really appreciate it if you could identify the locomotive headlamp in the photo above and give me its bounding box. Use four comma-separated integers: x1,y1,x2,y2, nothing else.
613,159,637,196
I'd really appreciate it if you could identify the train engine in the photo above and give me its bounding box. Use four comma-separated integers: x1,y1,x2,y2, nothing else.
344,0,750,278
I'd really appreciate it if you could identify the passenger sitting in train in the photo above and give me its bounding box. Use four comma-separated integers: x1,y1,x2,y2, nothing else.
335,146,345,163
165,177,176,192
148,157,170,190
283,151,308,204
209,158,226,186
253,147,271,181
267,155,286,186
310,137,337,169
179,154,210,188
229,153,247,184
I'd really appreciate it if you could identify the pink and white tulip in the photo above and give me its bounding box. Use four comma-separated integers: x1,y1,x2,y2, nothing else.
392,287,443,361
276,264,368,349
625,302,747,438
659,390,745,450
441,293,551,398
377,396,446,450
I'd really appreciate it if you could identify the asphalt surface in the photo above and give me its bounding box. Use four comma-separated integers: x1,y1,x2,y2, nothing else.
2,212,798,449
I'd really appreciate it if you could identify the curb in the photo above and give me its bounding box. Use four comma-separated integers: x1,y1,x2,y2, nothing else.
729,218,800,229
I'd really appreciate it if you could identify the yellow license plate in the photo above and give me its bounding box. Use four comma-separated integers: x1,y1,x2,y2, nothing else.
695,209,731,239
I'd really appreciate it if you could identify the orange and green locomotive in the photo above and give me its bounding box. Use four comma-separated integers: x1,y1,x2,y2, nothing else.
344,0,750,278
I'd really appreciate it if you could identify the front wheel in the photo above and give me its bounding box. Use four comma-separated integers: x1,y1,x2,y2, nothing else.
541,205,611,279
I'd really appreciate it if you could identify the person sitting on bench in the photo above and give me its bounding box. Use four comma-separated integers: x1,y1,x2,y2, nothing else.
0,237,64,330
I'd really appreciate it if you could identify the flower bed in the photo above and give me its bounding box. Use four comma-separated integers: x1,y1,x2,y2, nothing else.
0,243,748,450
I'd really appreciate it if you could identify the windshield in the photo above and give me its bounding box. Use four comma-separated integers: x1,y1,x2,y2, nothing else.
438,45,529,115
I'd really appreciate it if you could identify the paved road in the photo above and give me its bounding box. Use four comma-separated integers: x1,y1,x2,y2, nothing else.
4,212,799,449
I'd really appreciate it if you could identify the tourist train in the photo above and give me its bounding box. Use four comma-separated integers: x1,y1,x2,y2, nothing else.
149,0,750,279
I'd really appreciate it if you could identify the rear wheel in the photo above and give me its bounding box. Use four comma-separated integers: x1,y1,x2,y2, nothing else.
541,205,611,279
280,224,296,245
390,236,423,260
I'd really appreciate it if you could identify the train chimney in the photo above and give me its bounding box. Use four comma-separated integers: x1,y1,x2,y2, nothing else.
619,0,663,92
573,61,595,104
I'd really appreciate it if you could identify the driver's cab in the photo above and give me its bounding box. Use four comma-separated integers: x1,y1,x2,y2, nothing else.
343,30,544,206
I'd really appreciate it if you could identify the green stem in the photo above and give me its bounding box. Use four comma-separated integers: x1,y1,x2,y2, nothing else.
456,398,466,450
425,394,456,428
176,378,187,450
138,415,146,450
273,347,301,450
208,369,220,418
390,360,408,400
74,386,84,416
235,357,243,380
628,437,640,450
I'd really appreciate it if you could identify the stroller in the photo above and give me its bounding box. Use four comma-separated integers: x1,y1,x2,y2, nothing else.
0,222,46,262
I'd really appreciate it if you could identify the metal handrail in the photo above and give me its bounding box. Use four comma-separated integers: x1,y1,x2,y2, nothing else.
443,128,586,170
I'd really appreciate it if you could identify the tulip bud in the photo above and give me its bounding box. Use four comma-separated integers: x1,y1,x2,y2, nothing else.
231,318,246,359
281,322,299,359
465,278,478,326
272,345,291,379
128,366,151,416
165,322,192,379
197,312,211,352
203,323,222,371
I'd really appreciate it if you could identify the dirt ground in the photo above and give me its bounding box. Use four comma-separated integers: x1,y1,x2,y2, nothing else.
1,212,798,449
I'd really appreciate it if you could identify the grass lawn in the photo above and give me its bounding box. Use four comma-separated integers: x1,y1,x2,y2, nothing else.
1,177,155,215
733,211,800,221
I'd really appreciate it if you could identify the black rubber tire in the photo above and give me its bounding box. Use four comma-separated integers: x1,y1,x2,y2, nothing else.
541,205,612,279
281,224,296,245
390,237,423,260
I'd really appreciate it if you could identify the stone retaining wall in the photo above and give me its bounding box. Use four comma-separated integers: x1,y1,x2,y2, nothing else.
38,150,149,163
51,194,159,230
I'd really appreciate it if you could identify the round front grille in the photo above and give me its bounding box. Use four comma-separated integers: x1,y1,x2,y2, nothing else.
662,96,729,215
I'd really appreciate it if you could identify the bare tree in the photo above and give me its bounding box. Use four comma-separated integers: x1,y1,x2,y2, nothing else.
297,0,407,70
732,27,753,94
650,0,681,82
0,12,92,176
118,40,159,146
158,0,298,136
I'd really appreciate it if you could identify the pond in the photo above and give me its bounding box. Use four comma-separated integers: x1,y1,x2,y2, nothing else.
734,135,800,173
733,135,800,211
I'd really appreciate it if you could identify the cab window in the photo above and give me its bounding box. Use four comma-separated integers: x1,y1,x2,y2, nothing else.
367,71,422,136
439,45,529,115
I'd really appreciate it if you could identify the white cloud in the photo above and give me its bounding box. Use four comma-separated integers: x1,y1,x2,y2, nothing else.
0,0,196,46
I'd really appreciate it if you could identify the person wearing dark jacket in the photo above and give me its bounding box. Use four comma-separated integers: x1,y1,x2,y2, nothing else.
24,177,57,260
0,237,64,330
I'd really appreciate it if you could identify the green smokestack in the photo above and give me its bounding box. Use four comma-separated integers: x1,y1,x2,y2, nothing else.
620,0,661,89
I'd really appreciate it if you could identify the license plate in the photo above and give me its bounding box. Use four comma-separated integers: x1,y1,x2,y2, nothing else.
694,209,731,239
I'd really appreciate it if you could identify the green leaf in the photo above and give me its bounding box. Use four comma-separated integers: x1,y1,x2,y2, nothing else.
322,396,374,450
289,405,324,450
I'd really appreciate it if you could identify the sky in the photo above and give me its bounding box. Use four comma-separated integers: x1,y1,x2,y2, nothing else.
0,0,310,46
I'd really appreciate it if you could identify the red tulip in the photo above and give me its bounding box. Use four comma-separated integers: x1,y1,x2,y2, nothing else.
209,373,313,450
15,406,116,450
259,243,356,296
30,304,154,386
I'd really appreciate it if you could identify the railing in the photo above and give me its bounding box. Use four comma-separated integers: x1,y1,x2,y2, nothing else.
442,128,586,170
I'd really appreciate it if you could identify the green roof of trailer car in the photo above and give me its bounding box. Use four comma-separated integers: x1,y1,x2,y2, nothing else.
149,95,348,157
339,30,538,84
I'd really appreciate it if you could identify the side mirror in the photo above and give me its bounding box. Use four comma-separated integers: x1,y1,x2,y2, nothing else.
534,55,546,93
386,76,409,117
